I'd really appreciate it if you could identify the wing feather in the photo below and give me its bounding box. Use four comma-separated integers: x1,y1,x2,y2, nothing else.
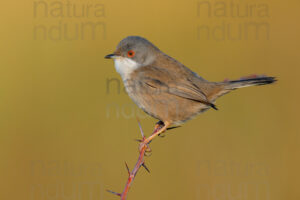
135,66,217,109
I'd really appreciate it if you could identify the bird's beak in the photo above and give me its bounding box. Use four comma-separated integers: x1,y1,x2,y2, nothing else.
104,54,116,59
105,51,122,59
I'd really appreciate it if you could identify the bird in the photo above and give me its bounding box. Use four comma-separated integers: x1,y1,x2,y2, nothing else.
105,36,276,146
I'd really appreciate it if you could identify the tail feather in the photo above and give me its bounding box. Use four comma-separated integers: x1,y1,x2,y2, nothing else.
224,76,276,90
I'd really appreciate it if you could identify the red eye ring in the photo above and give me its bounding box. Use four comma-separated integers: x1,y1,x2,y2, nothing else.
127,50,135,58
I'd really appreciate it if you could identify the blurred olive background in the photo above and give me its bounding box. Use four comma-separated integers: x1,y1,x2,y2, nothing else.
1,0,299,199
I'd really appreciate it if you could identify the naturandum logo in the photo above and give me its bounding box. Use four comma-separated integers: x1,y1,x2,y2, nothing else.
33,0,106,41
196,1,270,41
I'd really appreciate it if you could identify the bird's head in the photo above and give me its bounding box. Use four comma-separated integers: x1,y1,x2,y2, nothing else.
105,36,159,79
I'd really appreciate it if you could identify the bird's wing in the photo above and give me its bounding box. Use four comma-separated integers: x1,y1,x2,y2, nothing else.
134,66,217,109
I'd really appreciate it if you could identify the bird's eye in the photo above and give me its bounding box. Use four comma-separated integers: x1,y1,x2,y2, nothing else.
127,50,135,58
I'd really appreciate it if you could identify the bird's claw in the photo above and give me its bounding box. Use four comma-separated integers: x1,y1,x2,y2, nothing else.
139,141,152,156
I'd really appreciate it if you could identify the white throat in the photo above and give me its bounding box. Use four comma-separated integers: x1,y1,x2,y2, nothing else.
114,57,140,80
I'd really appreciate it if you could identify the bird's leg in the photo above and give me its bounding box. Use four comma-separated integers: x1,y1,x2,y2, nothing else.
154,121,165,137
155,121,181,137
139,121,170,153
145,121,170,143
138,121,164,156
154,120,164,130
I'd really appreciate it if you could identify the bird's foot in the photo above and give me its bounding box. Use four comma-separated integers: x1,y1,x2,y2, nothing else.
137,121,167,156
139,141,152,156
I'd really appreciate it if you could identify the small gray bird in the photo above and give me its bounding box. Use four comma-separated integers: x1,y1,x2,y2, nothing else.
105,36,276,144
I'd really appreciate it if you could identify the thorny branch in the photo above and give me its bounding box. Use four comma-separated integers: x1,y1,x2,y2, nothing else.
107,120,163,200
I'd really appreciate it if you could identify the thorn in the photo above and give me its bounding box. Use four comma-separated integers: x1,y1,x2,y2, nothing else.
141,163,150,173
106,189,121,196
125,162,130,175
136,118,145,138
135,139,143,142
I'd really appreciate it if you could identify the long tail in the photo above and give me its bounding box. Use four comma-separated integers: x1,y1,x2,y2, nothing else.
224,76,277,90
